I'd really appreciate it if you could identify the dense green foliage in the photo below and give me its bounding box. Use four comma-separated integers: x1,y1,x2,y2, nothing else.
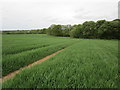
47,24,63,36
2,28,47,34
3,38,118,88
2,34,78,76
48,19,120,39
3,19,120,39
47,24,72,37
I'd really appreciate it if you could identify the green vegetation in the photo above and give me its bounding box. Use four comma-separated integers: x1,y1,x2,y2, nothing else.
2,19,120,39
2,28,47,34
2,34,78,76
2,18,119,88
3,38,118,88
47,19,119,39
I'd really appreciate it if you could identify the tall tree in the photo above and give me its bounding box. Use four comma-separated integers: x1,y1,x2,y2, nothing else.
82,21,96,38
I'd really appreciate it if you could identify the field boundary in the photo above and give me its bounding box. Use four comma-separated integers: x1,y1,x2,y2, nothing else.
1,49,64,82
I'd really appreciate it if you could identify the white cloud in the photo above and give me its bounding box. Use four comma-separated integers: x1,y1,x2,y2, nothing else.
74,2,118,20
1,0,119,30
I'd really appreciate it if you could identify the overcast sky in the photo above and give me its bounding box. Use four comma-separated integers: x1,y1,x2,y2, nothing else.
0,0,119,30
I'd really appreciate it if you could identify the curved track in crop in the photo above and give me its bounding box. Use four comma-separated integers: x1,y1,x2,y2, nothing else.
1,49,64,82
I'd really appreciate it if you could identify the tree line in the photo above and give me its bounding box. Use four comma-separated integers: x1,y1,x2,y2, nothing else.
2,29,46,34
2,19,120,39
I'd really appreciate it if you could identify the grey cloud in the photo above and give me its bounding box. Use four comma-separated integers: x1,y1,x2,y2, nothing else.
1,0,118,30
118,1,120,19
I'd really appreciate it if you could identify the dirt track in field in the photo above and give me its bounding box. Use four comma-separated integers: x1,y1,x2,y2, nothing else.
1,49,64,82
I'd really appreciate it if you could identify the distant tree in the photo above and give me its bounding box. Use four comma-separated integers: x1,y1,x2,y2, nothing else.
70,24,82,38
97,21,111,39
95,20,106,38
47,24,62,36
61,25,72,37
39,28,47,34
82,21,96,38
109,20,120,39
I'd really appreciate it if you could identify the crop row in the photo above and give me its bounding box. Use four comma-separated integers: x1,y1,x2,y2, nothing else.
2,34,75,55
2,34,78,76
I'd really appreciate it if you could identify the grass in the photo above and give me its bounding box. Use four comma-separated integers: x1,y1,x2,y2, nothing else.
2,34,78,76
2,34,76,55
2,37,118,88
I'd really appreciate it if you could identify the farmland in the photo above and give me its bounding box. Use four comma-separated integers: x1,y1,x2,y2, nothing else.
2,34,118,88
2,34,78,76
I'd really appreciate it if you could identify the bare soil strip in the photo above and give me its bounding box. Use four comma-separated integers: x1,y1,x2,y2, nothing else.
1,49,64,82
